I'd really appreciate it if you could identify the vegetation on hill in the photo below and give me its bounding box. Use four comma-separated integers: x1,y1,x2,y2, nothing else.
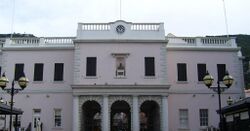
233,35,250,89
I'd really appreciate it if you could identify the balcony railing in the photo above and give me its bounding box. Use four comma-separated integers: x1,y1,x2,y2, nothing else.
167,37,237,48
3,37,75,48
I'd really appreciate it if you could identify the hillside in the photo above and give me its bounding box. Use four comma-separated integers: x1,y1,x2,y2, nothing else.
234,35,250,89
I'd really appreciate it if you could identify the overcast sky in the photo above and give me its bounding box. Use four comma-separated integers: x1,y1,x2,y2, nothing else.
0,0,249,37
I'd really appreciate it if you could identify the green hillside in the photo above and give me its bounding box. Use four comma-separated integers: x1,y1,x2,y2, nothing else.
234,35,250,89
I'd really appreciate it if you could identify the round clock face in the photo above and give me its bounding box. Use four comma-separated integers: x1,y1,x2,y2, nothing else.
116,25,125,34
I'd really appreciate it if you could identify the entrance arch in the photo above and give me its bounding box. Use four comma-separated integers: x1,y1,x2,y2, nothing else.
111,101,131,131
81,101,101,131
140,101,160,131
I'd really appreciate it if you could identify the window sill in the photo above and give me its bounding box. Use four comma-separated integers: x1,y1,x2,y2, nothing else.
144,76,156,79
85,76,98,79
114,76,127,79
176,81,188,84
52,127,63,130
178,127,190,131
53,81,64,84
32,81,44,84
199,126,208,129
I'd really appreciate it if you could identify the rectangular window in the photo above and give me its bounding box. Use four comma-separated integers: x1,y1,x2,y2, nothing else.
15,64,24,81
34,63,44,81
200,109,208,126
54,109,62,127
179,109,189,128
54,63,64,81
13,115,21,128
145,57,155,76
177,63,187,81
217,64,226,81
86,57,97,76
0,66,2,76
197,64,206,81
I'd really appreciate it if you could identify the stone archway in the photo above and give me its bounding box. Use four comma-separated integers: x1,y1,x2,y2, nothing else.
81,101,101,131
140,101,160,131
111,100,131,131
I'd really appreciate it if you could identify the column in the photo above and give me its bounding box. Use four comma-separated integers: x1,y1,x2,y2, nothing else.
161,96,169,131
72,96,79,131
133,96,140,131
102,95,109,131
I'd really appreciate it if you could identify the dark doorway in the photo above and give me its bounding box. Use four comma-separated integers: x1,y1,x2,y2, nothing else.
82,101,101,131
111,101,131,131
140,101,160,131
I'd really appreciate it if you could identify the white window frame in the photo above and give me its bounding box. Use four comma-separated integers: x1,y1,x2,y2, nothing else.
54,109,62,128
179,109,189,129
199,109,209,127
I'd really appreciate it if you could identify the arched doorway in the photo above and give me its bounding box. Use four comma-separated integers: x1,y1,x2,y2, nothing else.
111,101,131,131
140,101,160,131
82,101,101,131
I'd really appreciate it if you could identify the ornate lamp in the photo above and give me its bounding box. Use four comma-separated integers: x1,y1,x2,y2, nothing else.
0,73,9,90
203,71,214,88
18,74,29,90
223,71,234,88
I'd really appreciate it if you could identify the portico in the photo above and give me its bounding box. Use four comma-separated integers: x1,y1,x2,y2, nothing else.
72,85,170,131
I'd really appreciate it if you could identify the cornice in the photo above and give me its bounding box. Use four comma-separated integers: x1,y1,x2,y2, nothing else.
166,46,241,52
71,84,171,89
73,39,168,44
2,46,74,51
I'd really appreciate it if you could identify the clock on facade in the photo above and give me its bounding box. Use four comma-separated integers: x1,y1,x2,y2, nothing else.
116,25,125,34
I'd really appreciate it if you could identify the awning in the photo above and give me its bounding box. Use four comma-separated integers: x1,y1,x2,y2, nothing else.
0,104,23,115
220,97,250,114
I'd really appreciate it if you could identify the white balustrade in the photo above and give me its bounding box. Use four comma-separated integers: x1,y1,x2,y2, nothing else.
3,37,74,47
44,37,74,44
79,23,111,31
131,23,160,31
167,37,234,47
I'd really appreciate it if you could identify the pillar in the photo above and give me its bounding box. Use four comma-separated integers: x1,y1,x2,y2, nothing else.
133,95,140,131
72,96,79,131
102,95,109,131
161,95,169,131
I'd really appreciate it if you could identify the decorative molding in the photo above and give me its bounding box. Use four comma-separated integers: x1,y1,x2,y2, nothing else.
138,96,161,107
109,96,132,110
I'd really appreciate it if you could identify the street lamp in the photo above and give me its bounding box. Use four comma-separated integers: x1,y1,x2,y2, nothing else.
0,73,29,131
203,70,234,131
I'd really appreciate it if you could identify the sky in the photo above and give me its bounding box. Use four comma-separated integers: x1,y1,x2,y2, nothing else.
0,0,249,37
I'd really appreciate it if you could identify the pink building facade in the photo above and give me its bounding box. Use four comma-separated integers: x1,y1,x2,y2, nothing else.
0,20,245,131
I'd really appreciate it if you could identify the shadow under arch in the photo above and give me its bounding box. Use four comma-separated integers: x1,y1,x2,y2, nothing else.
140,100,160,131
81,100,101,131
111,100,131,131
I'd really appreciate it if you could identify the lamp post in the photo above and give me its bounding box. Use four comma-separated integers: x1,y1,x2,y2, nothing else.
203,70,234,131
0,73,29,131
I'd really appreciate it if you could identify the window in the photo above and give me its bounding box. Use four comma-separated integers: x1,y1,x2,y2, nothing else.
33,109,41,128
14,64,24,81
197,64,206,81
54,63,64,81
54,109,62,127
116,57,126,77
217,64,226,81
86,57,97,76
34,63,44,81
200,109,208,126
0,66,2,76
177,63,187,81
179,109,188,128
145,57,155,76
13,115,21,128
